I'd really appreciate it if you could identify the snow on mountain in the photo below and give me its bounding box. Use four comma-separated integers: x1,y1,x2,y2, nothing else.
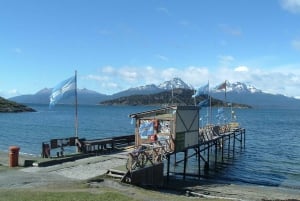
111,77,193,98
130,84,160,92
213,81,262,93
36,88,52,94
157,77,193,90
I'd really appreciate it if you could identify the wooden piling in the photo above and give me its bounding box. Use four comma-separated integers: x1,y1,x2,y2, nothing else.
183,150,188,180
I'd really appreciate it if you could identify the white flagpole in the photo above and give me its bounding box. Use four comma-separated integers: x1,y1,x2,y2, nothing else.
209,80,212,125
194,88,196,106
75,70,78,138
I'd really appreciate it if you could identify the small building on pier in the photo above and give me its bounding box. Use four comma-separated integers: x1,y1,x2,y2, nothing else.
129,105,200,153
124,105,245,185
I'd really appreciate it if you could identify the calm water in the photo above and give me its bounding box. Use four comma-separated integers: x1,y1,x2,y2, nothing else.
0,105,300,189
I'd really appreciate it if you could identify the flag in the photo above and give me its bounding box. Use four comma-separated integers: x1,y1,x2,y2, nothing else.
198,98,209,107
192,83,209,98
49,75,76,107
217,107,224,114
216,107,225,121
215,81,226,90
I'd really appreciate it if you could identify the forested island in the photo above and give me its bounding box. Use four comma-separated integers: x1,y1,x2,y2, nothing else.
0,97,36,113
100,88,251,108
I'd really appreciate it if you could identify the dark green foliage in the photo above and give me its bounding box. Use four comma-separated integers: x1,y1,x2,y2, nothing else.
100,88,251,108
0,97,36,112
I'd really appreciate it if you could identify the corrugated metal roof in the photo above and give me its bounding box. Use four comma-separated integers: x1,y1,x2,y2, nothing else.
129,105,199,118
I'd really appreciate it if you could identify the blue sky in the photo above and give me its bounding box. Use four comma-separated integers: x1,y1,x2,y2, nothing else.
1,0,300,98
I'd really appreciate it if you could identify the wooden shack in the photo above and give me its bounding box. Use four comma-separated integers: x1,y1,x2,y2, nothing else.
129,105,199,153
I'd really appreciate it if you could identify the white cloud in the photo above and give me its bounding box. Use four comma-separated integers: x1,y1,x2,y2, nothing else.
82,64,300,98
291,39,300,50
280,0,300,14
156,54,169,61
0,89,20,98
179,20,190,27
83,74,107,81
101,66,115,74
234,66,249,72
119,68,138,82
98,29,111,35
156,7,170,15
218,55,235,66
13,48,22,54
219,24,242,36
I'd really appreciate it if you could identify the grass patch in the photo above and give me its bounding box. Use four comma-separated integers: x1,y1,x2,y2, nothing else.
0,190,138,201
0,165,8,172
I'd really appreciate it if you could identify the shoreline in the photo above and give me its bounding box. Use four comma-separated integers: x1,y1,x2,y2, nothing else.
1,151,300,200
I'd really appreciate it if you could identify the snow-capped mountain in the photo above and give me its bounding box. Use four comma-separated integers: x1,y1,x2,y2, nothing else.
128,84,160,92
157,77,193,90
213,81,262,93
9,77,300,108
211,81,300,109
111,77,192,98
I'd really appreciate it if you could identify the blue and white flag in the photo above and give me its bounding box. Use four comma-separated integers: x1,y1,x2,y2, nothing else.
192,83,209,98
216,107,225,122
49,75,76,107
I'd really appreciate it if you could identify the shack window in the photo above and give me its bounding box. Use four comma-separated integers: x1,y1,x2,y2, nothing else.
139,120,154,139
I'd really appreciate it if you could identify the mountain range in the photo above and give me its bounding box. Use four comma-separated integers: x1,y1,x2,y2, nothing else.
8,77,300,109
9,88,108,105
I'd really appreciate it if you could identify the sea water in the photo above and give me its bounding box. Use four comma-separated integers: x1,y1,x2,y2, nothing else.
0,104,299,189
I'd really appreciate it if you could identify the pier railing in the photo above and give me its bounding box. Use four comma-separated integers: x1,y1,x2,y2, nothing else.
125,139,171,172
41,134,135,158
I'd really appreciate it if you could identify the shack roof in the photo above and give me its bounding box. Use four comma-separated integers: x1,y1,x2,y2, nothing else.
129,105,199,119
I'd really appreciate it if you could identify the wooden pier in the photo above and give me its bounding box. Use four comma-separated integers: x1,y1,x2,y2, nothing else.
166,126,245,180
120,106,246,185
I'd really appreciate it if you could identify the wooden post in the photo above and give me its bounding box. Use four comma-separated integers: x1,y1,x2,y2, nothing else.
207,143,210,169
221,136,224,162
243,129,246,148
183,149,188,180
214,142,217,167
167,154,170,182
233,131,236,157
174,153,177,166
228,134,231,158
240,129,243,149
197,147,201,179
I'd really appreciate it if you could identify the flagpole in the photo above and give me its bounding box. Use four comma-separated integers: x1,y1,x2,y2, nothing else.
208,80,211,125
194,88,196,106
225,80,227,103
225,80,227,124
171,85,173,105
75,70,78,138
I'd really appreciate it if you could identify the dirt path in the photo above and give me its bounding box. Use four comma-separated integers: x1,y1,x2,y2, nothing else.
0,151,128,188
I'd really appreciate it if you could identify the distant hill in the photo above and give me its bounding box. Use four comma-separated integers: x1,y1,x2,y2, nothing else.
0,97,35,112
9,88,109,105
210,82,300,109
9,78,300,108
100,88,251,108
